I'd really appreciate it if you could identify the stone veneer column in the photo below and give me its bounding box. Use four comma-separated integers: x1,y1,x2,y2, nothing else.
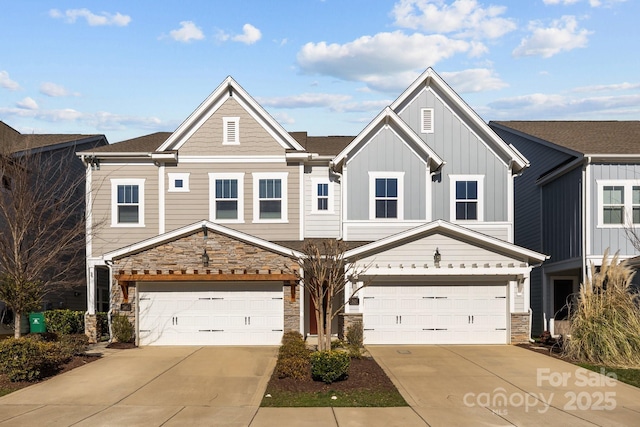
85,313,98,344
510,312,530,344
283,283,300,333
339,313,363,340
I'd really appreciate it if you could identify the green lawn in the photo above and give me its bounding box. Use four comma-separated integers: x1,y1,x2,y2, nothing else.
261,389,408,407
578,364,640,388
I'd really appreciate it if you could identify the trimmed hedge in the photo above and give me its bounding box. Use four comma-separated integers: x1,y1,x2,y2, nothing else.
44,310,84,335
112,314,133,343
275,331,311,380
0,336,69,382
310,350,350,384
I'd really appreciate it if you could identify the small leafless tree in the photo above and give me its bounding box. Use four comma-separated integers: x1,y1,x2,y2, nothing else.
0,148,87,337
293,240,370,351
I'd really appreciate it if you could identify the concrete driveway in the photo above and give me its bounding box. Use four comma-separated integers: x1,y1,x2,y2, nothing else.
368,345,640,426
0,346,278,426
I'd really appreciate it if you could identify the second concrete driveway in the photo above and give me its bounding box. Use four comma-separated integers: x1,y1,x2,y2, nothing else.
0,346,277,426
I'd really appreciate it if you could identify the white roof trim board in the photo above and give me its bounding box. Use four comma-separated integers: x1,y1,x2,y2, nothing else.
104,220,303,261
157,76,305,153
344,219,548,264
333,107,445,171
390,68,529,174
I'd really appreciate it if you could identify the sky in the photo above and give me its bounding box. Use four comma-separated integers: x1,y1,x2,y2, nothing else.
1,0,639,143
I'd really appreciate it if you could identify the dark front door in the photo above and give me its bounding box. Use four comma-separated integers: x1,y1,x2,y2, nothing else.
553,279,575,320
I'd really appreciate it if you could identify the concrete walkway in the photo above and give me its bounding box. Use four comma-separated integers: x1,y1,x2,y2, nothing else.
1,345,640,426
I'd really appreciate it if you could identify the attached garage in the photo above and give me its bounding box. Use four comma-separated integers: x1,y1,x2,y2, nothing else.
138,282,284,346
362,282,508,345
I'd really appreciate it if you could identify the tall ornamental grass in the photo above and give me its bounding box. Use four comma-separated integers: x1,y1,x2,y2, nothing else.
564,251,640,367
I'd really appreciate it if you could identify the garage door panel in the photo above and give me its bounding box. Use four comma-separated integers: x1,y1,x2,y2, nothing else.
363,283,508,345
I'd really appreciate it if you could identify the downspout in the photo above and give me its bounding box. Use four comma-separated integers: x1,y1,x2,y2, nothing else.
582,157,590,284
528,307,535,343
329,159,344,239
105,259,114,344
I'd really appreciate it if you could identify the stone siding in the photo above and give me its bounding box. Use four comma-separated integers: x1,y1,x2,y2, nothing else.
339,313,363,340
283,283,300,333
85,313,97,344
510,312,530,344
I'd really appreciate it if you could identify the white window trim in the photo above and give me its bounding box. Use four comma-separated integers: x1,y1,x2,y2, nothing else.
449,174,484,222
209,173,245,223
596,180,640,228
421,108,434,134
110,178,145,227
368,172,404,220
253,172,288,223
311,178,334,214
223,117,240,145
168,173,190,192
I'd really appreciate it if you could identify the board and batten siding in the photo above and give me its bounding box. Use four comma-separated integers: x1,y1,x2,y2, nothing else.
397,87,508,223
90,164,159,255
178,98,285,157
304,166,340,238
541,167,582,263
347,126,427,221
590,163,640,256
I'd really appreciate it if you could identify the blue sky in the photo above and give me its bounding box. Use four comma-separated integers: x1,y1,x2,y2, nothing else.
1,0,638,142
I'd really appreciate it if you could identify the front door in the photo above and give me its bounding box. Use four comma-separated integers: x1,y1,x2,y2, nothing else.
553,279,575,320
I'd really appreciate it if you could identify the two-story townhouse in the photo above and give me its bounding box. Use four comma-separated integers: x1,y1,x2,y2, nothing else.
490,121,640,336
80,69,546,346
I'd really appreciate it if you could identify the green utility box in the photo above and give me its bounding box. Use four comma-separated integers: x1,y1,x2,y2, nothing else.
29,312,46,333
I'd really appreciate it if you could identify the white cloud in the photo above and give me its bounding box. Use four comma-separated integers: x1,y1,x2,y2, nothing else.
40,82,77,97
0,71,20,91
16,97,38,110
572,82,640,92
232,24,262,45
169,21,205,43
258,93,352,109
271,112,296,125
513,15,591,58
543,0,626,6
49,9,131,26
542,0,580,4
297,31,475,92
391,0,516,39
440,68,508,93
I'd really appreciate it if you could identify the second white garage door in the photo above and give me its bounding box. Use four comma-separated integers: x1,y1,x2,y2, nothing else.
363,283,508,345
138,282,284,346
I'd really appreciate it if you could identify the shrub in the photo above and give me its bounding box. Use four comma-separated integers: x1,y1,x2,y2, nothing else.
281,331,304,345
96,312,109,340
275,331,311,379
564,251,640,367
59,334,89,358
0,337,69,381
44,310,84,335
310,350,350,384
112,314,133,343
345,322,364,358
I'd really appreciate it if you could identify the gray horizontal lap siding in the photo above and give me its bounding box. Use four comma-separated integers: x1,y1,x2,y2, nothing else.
590,163,640,256
399,89,508,222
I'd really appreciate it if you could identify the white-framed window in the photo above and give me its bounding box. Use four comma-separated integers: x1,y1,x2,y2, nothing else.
311,178,333,213
421,108,434,134
368,172,404,220
111,178,145,227
168,173,190,192
223,117,240,145
209,173,244,223
449,175,484,222
253,172,288,223
597,180,640,227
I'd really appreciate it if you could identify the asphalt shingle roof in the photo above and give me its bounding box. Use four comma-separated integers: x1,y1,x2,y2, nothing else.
0,121,104,153
492,121,640,155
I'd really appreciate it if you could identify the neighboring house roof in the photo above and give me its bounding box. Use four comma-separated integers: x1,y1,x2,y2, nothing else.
274,239,371,253
0,121,107,154
290,132,355,156
86,132,172,153
492,121,640,156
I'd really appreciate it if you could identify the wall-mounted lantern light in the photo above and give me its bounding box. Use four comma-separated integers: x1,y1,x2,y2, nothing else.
434,248,441,267
202,248,209,267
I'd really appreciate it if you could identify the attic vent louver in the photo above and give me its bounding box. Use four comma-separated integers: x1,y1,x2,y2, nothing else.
421,108,434,134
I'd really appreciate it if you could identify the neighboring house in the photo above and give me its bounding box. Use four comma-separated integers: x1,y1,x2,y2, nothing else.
0,121,108,335
79,68,546,346
490,121,640,336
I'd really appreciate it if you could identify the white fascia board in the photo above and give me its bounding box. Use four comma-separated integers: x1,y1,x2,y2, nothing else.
390,68,528,173
103,220,303,261
355,267,533,277
151,151,178,162
344,219,548,264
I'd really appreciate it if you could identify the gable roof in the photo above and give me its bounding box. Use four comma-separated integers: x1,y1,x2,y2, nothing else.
345,219,547,264
157,76,304,153
491,121,640,156
81,132,172,154
0,121,107,155
290,132,354,156
391,68,529,173
333,107,444,171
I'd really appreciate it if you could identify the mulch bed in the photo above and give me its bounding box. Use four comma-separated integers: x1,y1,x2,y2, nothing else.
106,342,137,349
265,356,397,393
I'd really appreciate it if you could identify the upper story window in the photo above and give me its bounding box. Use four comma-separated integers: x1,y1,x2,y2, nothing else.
111,179,145,227
421,108,434,134
450,175,484,222
223,117,240,145
369,172,404,220
168,173,190,192
253,172,288,223
597,180,640,227
311,178,333,213
209,173,244,223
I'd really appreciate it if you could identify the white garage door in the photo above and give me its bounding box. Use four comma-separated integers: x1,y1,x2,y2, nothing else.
138,282,284,346
363,283,508,344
